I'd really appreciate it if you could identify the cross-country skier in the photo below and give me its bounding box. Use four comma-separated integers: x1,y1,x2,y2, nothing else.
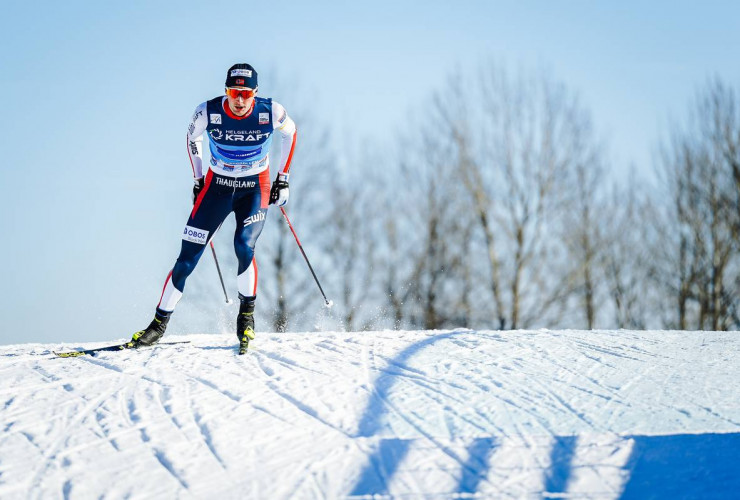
130,63,296,352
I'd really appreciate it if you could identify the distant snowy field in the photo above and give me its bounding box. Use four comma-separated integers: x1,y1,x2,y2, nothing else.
1,329,738,499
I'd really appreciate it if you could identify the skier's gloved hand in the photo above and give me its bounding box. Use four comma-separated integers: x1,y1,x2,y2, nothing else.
192,177,204,204
269,174,290,207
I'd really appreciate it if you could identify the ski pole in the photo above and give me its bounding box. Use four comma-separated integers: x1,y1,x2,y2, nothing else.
210,241,231,304
279,206,332,307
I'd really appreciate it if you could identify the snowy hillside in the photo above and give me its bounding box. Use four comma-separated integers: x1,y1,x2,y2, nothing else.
0,329,738,499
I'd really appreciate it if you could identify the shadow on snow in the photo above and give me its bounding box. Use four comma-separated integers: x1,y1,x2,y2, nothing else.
347,330,740,498
350,330,498,496
620,432,740,499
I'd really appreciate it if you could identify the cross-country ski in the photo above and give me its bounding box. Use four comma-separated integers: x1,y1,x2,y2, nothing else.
53,341,191,358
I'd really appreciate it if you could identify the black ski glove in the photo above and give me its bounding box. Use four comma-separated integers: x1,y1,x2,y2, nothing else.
269,174,290,206
192,177,204,204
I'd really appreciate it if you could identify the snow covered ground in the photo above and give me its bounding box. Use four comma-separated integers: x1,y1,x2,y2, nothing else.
0,329,738,499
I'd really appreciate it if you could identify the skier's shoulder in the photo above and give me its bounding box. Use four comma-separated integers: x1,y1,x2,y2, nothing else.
205,96,225,109
254,96,273,110
189,100,211,122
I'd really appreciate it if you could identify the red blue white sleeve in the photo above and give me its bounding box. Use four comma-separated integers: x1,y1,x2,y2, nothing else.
186,102,207,180
271,101,296,180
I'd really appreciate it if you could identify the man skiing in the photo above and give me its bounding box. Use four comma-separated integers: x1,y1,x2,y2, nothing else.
130,63,297,353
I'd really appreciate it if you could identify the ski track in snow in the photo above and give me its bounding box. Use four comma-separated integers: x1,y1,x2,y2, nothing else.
0,329,738,499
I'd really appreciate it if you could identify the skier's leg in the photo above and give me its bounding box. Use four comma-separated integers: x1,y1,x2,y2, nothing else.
233,170,269,299
233,171,269,347
134,172,230,346
236,258,258,299
160,171,231,313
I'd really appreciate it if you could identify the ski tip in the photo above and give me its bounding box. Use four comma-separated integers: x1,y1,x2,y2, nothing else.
54,351,88,358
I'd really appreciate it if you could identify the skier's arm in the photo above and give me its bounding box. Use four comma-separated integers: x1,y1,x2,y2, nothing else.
186,103,207,180
272,101,296,179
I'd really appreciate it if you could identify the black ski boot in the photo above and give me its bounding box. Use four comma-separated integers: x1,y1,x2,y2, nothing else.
131,310,171,347
237,296,256,354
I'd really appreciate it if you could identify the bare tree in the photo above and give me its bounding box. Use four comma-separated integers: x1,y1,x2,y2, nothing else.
554,111,609,330
318,153,381,332
560,156,604,329
433,64,603,329
381,110,475,330
656,78,740,330
383,212,405,329
264,69,739,334
446,108,507,329
599,173,658,329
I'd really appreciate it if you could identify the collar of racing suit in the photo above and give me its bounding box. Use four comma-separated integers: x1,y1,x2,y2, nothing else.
222,97,255,120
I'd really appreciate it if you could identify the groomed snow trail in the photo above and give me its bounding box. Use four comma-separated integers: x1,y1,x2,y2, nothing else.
0,329,738,499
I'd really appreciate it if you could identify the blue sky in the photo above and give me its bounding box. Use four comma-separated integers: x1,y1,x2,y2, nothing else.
1,1,738,344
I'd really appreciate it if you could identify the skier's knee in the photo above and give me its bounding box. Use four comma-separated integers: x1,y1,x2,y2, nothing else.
173,257,197,282
234,241,255,270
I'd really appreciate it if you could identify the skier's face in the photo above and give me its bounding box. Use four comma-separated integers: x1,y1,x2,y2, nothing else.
226,87,256,116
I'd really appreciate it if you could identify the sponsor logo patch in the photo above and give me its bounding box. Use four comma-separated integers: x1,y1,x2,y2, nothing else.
227,146,261,159
183,225,209,245
224,131,270,141
231,69,253,77
220,157,267,172
216,177,257,189
210,114,222,124
259,112,270,125
210,129,223,140
243,210,267,227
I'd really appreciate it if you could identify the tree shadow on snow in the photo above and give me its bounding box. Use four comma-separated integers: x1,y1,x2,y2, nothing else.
544,435,578,496
349,330,500,496
620,432,740,499
529,432,740,498
345,329,740,498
